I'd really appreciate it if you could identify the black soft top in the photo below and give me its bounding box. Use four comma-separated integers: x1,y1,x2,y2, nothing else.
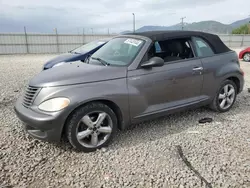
125,30,231,54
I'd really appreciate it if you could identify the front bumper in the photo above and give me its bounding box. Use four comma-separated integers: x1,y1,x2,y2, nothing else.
14,97,65,142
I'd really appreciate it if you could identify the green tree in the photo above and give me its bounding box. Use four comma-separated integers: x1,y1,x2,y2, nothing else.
232,24,250,34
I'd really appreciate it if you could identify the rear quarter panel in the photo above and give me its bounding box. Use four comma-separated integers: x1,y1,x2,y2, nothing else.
201,51,243,100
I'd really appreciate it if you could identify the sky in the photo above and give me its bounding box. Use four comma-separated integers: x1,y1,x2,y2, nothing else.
0,0,249,34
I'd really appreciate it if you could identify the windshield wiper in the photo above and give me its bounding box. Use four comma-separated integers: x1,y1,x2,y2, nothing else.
72,51,81,54
68,50,80,54
91,57,110,66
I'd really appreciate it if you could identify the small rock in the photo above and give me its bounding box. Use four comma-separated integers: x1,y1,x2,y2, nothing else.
101,147,108,153
187,130,200,134
34,157,43,162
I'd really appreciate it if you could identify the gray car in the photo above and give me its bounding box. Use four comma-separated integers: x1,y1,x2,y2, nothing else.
14,31,244,152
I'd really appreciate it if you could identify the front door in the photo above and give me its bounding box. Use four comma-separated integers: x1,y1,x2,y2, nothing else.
127,39,204,121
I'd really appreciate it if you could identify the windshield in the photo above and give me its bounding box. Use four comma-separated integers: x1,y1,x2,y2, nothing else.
90,37,145,66
71,40,107,54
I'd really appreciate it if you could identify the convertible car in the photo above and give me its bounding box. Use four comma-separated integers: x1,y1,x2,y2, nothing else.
15,31,244,152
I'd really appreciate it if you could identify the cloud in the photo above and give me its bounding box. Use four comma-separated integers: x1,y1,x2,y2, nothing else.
140,0,227,9
0,0,249,33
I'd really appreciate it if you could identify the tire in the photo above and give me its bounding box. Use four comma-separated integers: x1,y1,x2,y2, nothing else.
66,102,117,152
243,52,250,62
209,80,237,112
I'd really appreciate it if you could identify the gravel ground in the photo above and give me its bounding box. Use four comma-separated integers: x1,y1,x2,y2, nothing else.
1,54,250,188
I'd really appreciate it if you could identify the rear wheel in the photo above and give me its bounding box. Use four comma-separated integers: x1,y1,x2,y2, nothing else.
243,52,250,62
66,102,117,152
209,80,237,112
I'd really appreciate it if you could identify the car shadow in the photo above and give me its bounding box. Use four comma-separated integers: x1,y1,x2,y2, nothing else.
46,107,215,153
109,107,223,150
110,91,250,150
47,91,249,152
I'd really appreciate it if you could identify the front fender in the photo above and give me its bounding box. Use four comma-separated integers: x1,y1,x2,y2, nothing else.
33,78,130,132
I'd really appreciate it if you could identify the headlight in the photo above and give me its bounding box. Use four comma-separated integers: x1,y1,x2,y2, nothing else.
53,62,66,67
38,97,70,112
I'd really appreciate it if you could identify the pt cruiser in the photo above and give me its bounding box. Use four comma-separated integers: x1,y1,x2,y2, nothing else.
14,31,244,152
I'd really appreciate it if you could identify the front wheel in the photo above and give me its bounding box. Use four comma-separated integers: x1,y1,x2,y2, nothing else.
243,52,250,62
209,80,237,112
66,102,117,152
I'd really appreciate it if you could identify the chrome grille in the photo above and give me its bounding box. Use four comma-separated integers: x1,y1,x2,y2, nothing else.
22,86,40,108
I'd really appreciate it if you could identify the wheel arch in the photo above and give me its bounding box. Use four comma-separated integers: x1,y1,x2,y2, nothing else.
225,76,240,93
62,99,124,137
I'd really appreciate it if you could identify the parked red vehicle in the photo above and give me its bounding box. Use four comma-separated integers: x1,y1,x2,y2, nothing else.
239,47,250,62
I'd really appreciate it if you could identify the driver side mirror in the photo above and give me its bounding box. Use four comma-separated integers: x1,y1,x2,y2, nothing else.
141,57,164,68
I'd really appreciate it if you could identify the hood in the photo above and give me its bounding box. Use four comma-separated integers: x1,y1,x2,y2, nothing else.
29,61,127,87
44,53,84,68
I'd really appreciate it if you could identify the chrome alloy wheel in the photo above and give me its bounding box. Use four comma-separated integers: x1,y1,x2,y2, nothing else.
218,84,236,110
76,111,113,148
243,53,250,62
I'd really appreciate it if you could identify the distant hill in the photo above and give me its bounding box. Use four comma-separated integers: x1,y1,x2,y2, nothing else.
184,21,232,33
122,17,250,34
230,18,250,29
136,26,173,32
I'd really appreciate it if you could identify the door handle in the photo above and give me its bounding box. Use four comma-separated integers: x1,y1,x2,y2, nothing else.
192,67,203,71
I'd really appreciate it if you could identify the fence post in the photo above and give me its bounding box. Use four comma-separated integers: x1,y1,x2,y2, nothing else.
24,26,29,53
228,35,231,48
82,28,85,45
241,34,244,47
55,28,59,53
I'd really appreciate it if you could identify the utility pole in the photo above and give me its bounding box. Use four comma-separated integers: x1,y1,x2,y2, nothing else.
91,28,94,35
132,13,135,33
181,17,186,30
108,28,110,35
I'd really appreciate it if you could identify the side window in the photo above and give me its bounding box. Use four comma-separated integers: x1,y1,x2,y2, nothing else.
193,37,214,57
146,38,195,63
146,42,163,60
155,42,162,53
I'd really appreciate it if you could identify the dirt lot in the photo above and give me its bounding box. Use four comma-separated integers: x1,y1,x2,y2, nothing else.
0,54,250,188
